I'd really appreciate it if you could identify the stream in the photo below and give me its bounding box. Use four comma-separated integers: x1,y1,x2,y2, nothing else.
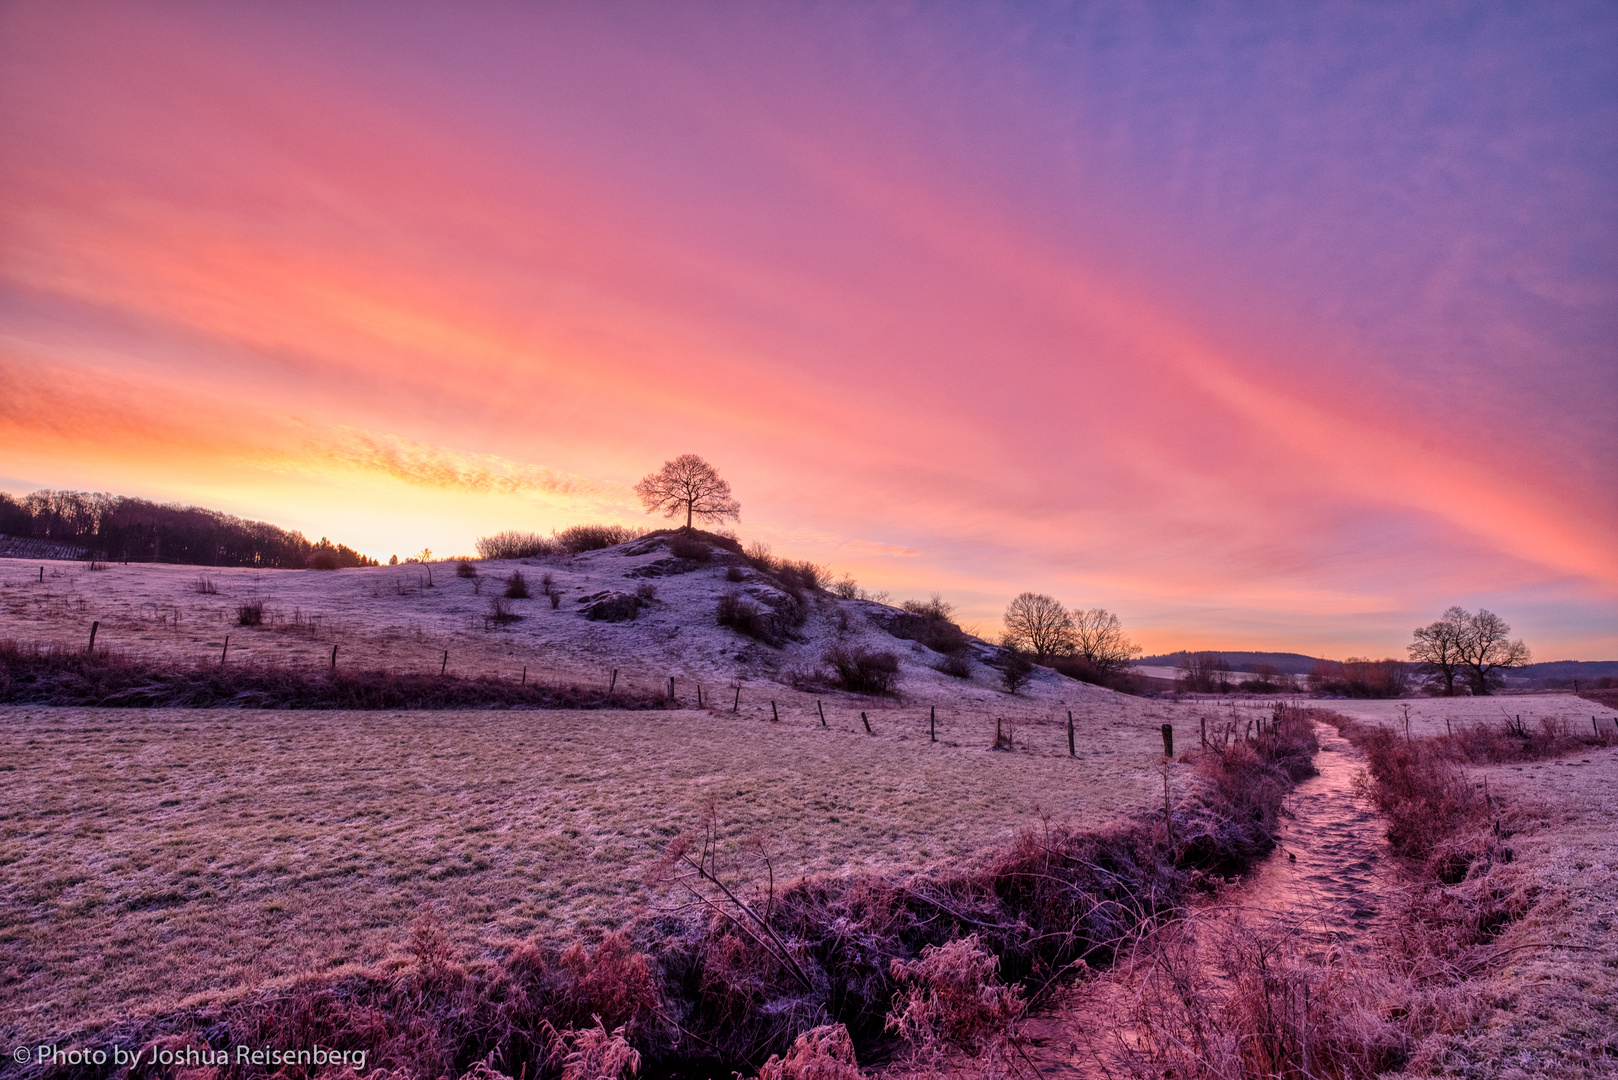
1019,719,1393,1076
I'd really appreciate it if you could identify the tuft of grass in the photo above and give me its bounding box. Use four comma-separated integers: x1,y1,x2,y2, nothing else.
455,558,479,578
487,595,521,625
236,600,264,626
192,576,218,595
505,570,531,599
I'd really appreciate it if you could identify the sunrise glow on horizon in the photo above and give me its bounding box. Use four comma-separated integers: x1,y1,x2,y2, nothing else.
2,3,1613,659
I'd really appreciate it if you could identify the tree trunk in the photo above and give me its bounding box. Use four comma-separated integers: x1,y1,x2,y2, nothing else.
685,502,693,530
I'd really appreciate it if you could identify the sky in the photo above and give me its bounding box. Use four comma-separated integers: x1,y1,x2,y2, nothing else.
1,2,1614,659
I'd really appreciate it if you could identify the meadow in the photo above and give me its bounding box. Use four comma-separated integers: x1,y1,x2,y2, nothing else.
0,701,1174,1040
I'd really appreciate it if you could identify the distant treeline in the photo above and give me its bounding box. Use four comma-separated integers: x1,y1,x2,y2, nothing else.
0,490,376,569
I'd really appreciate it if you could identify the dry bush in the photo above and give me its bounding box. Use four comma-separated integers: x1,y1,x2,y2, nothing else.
889,595,969,658
634,582,657,601
775,560,825,594
557,932,660,1034
505,571,531,599
488,596,521,625
192,575,218,594
724,565,746,583
886,935,1023,1055
999,652,1033,694
582,593,642,622
667,533,711,562
556,1019,641,1080
823,644,900,695
476,531,559,560
830,575,859,600
557,524,642,554
745,540,778,573
456,559,479,579
1116,916,1416,1080
934,653,973,679
758,1023,861,1080
236,599,265,626
717,590,781,646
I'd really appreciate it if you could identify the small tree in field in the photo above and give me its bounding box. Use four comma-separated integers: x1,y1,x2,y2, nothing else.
635,454,740,531
1001,592,1074,661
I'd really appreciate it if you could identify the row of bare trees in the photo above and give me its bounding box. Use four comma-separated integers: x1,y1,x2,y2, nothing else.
1000,592,1142,687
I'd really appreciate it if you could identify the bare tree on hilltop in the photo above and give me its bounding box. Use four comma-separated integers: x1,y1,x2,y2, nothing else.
635,454,741,532
1408,606,1530,696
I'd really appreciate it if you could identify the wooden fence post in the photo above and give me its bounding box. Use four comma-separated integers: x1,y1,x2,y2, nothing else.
697,684,702,707
221,635,229,665
669,676,675,701
861,711,872,734
771,700,779,722
86,620,99,653
332,644,339,671
441,650,448,676
521,666,527,686
609,668,618,692
1161,723,1174,757
930,704,936,743
1068,710,1075,757
817,700,827,727
733,686,741,713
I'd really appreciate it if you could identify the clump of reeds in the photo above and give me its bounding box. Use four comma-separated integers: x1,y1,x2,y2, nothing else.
236,600,264,626
192,575,218,595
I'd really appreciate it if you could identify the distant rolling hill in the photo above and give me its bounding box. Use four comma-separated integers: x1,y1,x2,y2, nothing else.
1136,650,1326,675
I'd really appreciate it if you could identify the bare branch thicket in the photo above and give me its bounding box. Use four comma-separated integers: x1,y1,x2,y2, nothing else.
634,454,741,532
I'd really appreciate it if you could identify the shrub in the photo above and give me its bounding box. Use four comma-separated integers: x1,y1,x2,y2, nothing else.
192,576,218,595
475,531,558,560
505,571,530,599
717,591,779,645
236,600,264,626
668,533,711,562
934,653,973,679
487,596,521,625
745,540,777,572
889,603,968,657
556,524,642,553
725,566,746,583
823,644,900,694
582,593,642,622
775,560,825,594
830,575,859,600
455,559,478,578
758,1024,861,1080
635,582,657,601
886,934,1023,1055
1000,652,1034,694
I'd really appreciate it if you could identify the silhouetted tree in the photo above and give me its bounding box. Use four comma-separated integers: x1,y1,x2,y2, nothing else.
1001,592,1074,660
1407,606,1472,696
1457,609,1531,695
1070,608,1142,679
634,454,740,531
